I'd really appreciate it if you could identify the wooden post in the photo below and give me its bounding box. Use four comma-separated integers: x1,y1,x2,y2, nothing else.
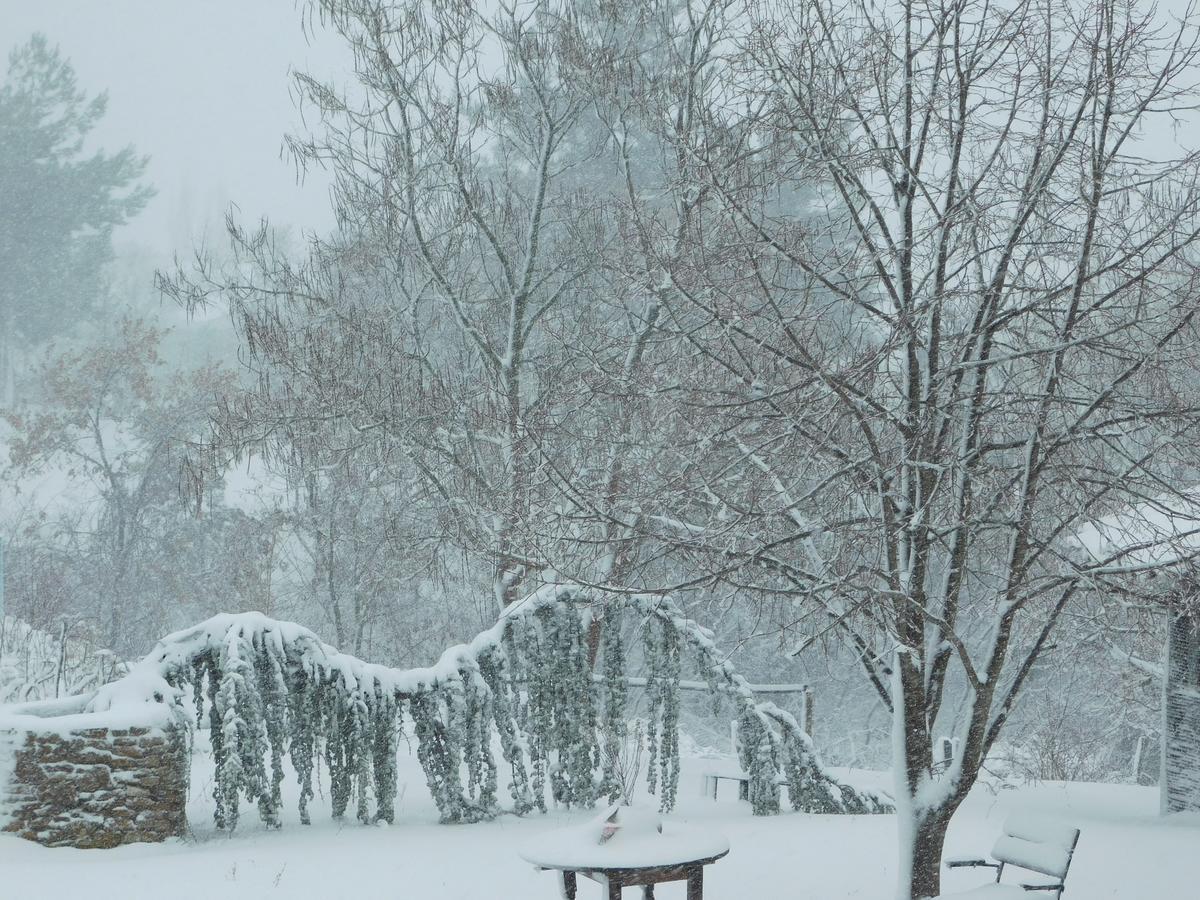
686,867,704,900
608,876,623,899
560,871,577,900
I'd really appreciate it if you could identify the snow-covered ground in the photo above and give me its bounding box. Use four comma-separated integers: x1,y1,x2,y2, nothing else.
0,738,1195,899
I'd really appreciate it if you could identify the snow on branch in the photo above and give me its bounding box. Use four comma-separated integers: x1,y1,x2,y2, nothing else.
74,584,888,830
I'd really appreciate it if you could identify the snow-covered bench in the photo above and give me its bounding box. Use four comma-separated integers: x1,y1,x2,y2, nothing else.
939,814,1080,899
701,770,788,801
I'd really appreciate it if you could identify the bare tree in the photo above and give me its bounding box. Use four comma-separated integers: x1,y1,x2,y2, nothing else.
162,0,734,626
621,0,1200,896
165,0,642,612
1,319,259,654
156,3,1200,894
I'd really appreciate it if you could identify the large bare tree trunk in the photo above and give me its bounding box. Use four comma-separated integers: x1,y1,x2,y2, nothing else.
892,651,952,899
904,811,952,900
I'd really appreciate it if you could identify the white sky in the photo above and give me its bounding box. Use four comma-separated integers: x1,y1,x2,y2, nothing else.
1,0,350,255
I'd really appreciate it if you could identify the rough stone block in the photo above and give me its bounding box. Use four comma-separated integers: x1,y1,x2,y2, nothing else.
0,723,188,848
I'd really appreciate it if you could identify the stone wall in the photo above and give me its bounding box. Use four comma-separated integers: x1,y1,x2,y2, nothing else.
1,724,188,848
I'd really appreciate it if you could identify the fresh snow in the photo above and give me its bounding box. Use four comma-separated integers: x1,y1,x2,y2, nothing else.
932,886,1030,899
998,810,1080,852
989,834,1071,878
0,693,176,737
0,735,1193,899
517,804,729,870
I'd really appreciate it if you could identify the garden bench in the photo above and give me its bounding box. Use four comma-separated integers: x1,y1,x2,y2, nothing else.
938,813,1080,899
701,770,788,801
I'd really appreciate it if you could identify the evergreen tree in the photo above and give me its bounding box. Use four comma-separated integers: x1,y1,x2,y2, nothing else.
0,33,153,397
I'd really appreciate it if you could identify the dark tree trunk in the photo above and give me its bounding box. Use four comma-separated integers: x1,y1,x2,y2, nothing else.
907,809,952,899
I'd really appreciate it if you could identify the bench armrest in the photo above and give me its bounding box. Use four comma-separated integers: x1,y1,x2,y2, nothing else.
1020,884,1064,892
945,858,999,870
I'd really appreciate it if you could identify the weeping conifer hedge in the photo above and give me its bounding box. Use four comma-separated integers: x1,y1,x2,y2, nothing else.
83,584,890,829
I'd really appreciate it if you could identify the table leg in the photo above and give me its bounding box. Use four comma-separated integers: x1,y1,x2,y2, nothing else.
560,871,577,900
607,876,622,899
642,885,655,899
686,867,703,900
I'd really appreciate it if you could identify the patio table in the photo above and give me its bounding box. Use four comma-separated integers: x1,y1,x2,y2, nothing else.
519,808,729,899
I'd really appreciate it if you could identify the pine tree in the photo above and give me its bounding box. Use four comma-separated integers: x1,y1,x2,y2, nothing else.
0,34,152,396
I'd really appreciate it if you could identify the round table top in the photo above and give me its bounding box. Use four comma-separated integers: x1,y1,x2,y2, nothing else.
518,815,730,872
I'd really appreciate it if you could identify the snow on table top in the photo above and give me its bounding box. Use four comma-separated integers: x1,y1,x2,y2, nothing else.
518,807,729,871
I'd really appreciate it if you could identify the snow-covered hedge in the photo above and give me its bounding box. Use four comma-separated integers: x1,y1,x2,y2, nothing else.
79,584,889,829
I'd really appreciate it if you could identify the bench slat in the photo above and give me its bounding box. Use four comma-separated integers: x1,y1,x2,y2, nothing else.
991,835,1071,879
1002,813,1079,851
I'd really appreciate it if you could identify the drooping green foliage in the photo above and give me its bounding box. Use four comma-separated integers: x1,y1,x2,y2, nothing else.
91,585,889,831
598,610,628,803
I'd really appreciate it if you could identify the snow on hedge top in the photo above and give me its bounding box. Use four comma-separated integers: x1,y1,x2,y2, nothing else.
0,582,887,820
0,584,692,729
1070,487,1200,569
84,584,594,717
518,803,730,870
0,692,177,736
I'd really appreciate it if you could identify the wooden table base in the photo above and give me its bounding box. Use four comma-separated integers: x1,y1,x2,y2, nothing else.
557,863,706,899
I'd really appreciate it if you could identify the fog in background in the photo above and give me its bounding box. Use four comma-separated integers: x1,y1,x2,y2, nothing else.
6,0,1195,269
2,5,1198,861
2,0,345,255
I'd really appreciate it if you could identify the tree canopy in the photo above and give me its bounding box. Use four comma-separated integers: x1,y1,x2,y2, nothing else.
0,33,153,352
